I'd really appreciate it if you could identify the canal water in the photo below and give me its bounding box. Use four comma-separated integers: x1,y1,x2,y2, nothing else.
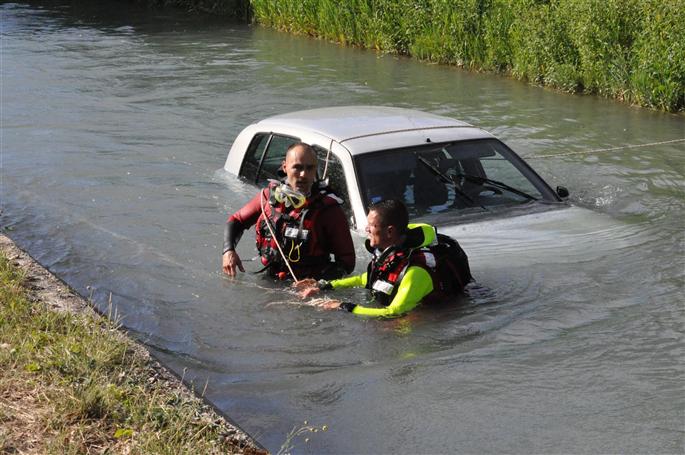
2,2,684,453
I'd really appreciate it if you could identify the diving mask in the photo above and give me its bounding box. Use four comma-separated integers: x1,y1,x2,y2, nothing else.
273,183,307,209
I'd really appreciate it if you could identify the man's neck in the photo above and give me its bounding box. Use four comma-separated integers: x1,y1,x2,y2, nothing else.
377,234,405,252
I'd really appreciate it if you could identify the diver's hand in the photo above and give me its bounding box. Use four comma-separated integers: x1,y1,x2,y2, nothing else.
292,278,317,290
299,286,321,298
222,250,244,277
293,278,323,298
317,299,342,310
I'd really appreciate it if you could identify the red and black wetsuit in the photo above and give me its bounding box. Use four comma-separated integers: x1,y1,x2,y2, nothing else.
224,182,355,280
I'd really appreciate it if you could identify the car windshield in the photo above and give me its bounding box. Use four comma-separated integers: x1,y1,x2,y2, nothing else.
355,138,555,218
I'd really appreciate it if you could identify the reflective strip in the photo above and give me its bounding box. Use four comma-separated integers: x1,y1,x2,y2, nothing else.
423,251,436,268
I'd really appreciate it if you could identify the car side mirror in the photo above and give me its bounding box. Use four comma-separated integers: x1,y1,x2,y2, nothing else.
556,186,569,198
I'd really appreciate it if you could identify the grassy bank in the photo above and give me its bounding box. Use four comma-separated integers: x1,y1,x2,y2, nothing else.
0,247,263,454
250,0,684,112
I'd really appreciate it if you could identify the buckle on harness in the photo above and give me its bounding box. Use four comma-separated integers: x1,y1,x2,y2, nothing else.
371,279,394,295
284,227,309,240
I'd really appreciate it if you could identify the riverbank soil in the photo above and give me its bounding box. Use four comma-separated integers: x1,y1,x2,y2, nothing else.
0,233,266,454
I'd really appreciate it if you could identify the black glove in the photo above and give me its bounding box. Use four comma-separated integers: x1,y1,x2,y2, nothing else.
338,301,356,312
317,279,333,290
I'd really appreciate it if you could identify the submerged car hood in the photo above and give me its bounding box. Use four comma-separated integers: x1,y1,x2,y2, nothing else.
438,205,635,268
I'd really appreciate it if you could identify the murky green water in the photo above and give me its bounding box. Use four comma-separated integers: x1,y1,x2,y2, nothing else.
2,2,684,453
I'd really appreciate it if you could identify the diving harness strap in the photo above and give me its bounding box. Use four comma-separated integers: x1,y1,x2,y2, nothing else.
260,187,301,283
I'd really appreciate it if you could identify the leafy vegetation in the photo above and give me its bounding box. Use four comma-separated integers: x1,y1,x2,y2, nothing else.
249,0,684,111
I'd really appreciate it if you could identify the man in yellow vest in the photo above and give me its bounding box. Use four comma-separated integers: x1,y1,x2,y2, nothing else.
296,199,471,318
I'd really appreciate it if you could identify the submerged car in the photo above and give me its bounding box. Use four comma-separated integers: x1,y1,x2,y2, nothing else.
224,106,569,231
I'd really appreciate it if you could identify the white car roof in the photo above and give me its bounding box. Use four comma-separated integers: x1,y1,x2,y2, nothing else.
253,106,491,155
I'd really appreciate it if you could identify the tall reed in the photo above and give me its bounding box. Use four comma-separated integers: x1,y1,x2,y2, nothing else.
250,0,684,111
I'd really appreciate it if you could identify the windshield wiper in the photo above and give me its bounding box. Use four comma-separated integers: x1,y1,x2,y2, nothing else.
455,173,539,201
416,155,485,209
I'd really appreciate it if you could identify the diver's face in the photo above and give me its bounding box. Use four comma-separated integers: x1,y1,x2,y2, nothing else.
282,146,317,195
366,210,393,250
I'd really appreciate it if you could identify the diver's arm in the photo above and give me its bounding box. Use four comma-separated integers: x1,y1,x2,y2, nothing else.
223,219,244,254
222,219,246,276
345,266,433,318
329,272,367,289
222,189,265,276
295,272,367,298
228,189,267,232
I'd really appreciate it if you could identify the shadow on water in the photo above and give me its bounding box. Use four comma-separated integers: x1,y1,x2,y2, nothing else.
2,2,684,453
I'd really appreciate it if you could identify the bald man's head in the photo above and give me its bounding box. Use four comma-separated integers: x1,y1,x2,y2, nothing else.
282,142,318,194
285,142,317,161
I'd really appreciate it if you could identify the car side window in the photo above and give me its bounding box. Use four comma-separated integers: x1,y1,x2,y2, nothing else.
239,133,269,184
239,133,299,185
259,135,299,185
314,146,353,221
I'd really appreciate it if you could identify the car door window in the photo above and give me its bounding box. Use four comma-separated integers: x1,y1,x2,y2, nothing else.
258,135,299,185
239,133,299,185
239,133,269,183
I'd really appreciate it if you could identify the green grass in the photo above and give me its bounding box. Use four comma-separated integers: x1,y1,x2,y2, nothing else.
250,0,685,112
0,252,262,454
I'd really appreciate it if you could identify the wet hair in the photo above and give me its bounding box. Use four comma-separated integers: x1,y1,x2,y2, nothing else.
285,142,317,161
368,199,408,233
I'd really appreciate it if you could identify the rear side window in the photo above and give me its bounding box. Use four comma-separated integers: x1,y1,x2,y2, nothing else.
239,133,299,185
239,133,269,183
